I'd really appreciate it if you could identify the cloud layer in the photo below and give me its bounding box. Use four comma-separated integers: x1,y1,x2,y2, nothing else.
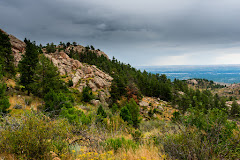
1,0,240,66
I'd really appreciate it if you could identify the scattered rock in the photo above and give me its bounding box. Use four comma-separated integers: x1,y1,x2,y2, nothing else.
91,99,100,106
156,105,164,111
139,101,149,107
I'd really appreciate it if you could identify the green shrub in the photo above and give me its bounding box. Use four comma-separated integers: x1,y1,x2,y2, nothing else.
44,90,73,116
60,107,84,124
96,105,107,123
82,87,93,102
161,108,240,159
0,111,71,159
68,79,73,87
111,103,119,114
131,130,143,142
103,137,139,152
59,106,92,125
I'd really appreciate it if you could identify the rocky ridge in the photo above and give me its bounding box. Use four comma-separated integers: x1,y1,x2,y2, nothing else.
64,45,109,59
3,29,113,104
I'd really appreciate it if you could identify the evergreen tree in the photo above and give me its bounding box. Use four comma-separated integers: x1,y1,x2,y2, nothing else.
126,99,141,128
31,55,66,98
97,105,107,118
0,30,15,76
96,105,107,122
0,65,10,115
120,106,132,124
19,39,39,95
111,103,119,114
46,42,56,53
230,100,240,117
82,87,93,102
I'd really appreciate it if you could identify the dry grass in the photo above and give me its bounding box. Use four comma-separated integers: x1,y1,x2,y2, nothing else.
9,95,42,110
5,78,16,88
112,145,165,160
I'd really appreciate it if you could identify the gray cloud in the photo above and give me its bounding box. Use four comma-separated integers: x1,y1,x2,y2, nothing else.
1,0,240,66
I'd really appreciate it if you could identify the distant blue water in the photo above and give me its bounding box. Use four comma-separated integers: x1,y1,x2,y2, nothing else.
137,65,240,84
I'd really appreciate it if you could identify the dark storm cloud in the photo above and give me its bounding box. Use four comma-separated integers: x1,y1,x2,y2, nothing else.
1,0,240,65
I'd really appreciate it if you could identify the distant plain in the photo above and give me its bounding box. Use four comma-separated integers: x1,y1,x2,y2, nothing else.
137,64,240,84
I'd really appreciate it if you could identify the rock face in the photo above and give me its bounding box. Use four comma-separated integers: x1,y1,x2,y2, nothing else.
44,52,113,103
0,29,26,66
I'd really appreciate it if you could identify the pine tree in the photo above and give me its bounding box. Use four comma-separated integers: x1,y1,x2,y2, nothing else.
0,30,15,76
31,55,66,98
97,105,107,118
126,99,141,128
120,106,132,124
0,65,10,115
230,100,240,117
19,39,39,95
96,105,107,122
82,87,93,102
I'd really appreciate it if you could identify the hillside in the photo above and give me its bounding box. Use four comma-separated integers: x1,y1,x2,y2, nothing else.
0,29,240,160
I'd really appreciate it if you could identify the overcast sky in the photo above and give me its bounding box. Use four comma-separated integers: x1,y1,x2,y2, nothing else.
1,0,240,66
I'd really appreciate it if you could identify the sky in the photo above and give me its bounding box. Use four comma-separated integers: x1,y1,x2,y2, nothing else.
1,0,240,66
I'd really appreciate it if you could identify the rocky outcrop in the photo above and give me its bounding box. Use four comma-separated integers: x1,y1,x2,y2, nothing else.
187,79,198,85
0,29,26,66
44,52,113,103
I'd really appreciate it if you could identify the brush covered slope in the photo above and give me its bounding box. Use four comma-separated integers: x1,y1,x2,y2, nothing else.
0,29,240,160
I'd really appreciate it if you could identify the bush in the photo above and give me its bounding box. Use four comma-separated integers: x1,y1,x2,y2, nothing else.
82,87,93,102
131,130,143,142
60,107,84,124
96,105,107,123
161,108,240,159
68,79,73,87
103,137,139,152
111,103,119,114
0,111,71,159
44,90,73,116
60,107,92,125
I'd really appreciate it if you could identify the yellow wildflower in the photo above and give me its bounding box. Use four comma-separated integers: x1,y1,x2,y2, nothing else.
107,151,113,155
